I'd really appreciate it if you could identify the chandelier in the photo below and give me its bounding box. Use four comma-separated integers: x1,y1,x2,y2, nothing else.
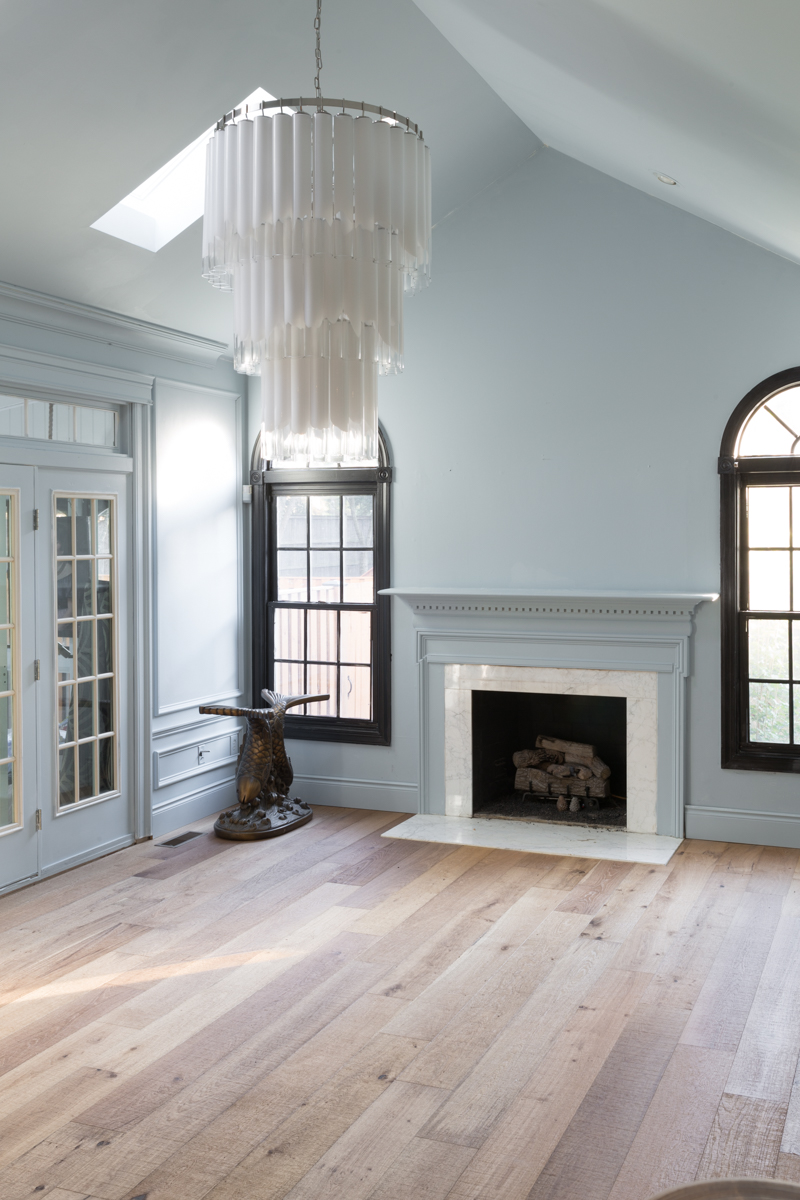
201,1,432,463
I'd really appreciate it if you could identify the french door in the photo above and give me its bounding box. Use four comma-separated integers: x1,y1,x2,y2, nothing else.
0,464,133,892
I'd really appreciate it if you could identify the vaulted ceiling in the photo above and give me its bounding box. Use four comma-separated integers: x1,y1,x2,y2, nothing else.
3,1,800,347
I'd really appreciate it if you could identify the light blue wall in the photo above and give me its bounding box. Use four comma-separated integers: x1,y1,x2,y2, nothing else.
251,145,800,843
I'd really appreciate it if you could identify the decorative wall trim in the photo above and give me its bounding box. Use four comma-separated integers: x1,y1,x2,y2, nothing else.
153,730,241,789
686,804,800,849
290,773,418,814
151,775,237,838
0,342,155,405
41,834,135,879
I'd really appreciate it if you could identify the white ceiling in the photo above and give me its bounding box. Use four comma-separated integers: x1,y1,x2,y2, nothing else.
0,0,538,345
411,0,800,266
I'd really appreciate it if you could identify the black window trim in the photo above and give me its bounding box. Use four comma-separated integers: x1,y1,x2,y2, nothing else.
250,431,392,746
720,365,800,772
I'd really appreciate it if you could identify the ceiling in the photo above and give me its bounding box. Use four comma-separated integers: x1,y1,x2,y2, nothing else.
0,0,538,345
4,2,800,349
411,0,800,266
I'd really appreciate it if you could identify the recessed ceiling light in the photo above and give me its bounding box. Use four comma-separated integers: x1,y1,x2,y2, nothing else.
91,87,279,253
655,173,678,185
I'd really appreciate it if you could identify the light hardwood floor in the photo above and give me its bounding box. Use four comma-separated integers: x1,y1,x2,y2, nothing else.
2,806,800,1200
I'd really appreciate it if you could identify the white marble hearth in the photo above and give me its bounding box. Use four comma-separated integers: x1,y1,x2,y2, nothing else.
383,814,682,865
445,663,658,832
382,587,718,842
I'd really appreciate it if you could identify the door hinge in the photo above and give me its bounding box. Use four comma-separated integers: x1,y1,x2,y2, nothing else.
33,509,39,530
33,659,40,681
35,809,42,831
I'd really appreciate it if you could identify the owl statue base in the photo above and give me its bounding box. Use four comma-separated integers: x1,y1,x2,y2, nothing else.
214,796,312,841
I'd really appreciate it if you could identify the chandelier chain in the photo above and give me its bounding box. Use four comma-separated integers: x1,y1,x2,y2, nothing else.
314,0,323,104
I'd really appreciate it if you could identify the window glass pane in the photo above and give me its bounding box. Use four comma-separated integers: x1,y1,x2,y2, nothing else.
310,550,340,602
748,487,790,548
340,666,371,719
26,399,49,440
0,496,10,557
794,622,800,681
749,681,790,743
0,627,12,692
310,496,340,547
308,609,337,662
277,550,307,601
795,552,800,612
0,761,12,828
0,562,10,625
762,388,800,441
96,559,112,614
75,498,93,555
340,611,371,664
79,740,96,800
75,621,92,678
749,620,789,679
58,684,75,744
343,550,374,602
76,559,94,616
343,495,373,547
96,618,113,675
59,747,75,806
0,396,25,437
0,696,12,765
99,737,115,794
749,551,790,610
51,403,74,442
306,663,336,716
739,394,799,455
75,406,116,448
275,660,305,699
56,498,72,556
274,607,305,660
97,676,113,734
96,499,111,555
277,495,307,548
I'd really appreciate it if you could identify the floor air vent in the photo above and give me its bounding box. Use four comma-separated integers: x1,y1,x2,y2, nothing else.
159,831,204,847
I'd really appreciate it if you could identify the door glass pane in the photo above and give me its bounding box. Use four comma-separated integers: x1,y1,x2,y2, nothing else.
0,761,12,829
340,665,371,719
0,496,10,557
0,562,10,625
340,611,371,664
277,495,307,547
749,681,790,743
749,551,790,610
306,663,336,715
343,496,373,547
274,608,305,660
748,487,790,548
308,609,337,662
310,550,340,602
54,494,117,806
343,550,374,602
749,620,789,679
0,628,12,692
277,550,307,601
0,493,18,829
75,499,93,555
310,496,339,547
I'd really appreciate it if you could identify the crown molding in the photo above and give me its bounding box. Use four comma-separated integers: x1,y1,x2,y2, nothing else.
0,342,154,405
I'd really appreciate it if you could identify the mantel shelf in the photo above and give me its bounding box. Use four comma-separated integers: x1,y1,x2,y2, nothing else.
379,587,718,620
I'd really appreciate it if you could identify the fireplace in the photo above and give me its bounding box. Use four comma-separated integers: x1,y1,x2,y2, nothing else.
471,689,627,827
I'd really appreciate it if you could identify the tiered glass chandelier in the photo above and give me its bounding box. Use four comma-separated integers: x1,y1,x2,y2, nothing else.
201,1,431,463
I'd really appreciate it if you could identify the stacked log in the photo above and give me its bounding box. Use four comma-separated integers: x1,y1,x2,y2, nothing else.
514,735,611,801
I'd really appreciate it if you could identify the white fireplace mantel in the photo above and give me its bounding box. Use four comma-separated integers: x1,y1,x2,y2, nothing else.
383,586,718,841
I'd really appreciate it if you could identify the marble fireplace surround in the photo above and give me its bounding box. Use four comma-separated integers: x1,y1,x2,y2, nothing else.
383,588,718,840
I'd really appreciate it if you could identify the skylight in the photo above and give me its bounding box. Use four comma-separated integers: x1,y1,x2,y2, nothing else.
91,88,278,253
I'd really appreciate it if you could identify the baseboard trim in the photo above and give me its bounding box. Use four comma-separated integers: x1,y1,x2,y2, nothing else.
685,804,800,848
291,775,419,814
152,775,237,837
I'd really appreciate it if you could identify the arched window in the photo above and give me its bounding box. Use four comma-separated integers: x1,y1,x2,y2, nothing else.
720,367,800,771
250,432,391,745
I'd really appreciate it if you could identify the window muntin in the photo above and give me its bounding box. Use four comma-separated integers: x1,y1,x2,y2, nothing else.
0,395,117,448
737,385,800,457
272,493,374,719
0,494,19,831
55,495,117,807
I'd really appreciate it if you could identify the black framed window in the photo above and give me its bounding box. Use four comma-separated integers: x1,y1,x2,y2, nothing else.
721,367,800,771
251,433,391,745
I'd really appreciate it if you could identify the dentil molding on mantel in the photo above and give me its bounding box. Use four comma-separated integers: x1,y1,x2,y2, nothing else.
380,587,719,620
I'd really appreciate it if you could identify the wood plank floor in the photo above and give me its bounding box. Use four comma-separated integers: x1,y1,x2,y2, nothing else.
2,807,800,1200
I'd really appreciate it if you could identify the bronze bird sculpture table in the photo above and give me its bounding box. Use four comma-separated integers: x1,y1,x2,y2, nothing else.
199,689,328,840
